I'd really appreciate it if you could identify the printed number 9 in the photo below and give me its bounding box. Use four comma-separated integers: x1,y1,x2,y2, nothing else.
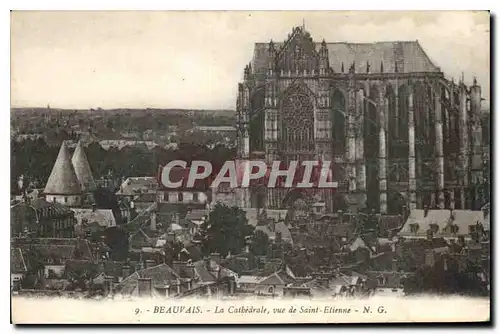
135,308,140,315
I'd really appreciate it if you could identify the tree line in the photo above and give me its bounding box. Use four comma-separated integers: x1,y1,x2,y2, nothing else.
11,138,236,193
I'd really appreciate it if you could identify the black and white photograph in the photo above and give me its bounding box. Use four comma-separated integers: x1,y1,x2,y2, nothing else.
9,10,491,324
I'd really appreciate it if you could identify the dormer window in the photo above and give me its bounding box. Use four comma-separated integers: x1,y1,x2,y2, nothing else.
410,223,420,234
429,223,439,234
469,225,478,234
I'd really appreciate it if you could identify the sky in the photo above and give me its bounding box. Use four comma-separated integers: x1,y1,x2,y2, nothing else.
11,11,490,110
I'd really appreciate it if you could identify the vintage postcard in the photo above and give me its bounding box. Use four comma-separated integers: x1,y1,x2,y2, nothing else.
10,10,491,324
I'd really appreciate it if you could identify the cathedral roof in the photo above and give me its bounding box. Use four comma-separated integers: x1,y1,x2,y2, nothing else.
71,140,96,191
44,141,82,195
252,40,440,78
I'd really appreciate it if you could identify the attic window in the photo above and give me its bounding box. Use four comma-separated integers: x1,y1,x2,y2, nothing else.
468,225,478,234
429,223,439,234
410,223,420,234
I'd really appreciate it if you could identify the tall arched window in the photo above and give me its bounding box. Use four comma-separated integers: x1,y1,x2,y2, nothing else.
250,86,265,152
331,89,346,155
365,86,380,211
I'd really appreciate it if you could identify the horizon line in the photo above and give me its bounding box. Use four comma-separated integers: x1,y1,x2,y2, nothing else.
10,106,237,111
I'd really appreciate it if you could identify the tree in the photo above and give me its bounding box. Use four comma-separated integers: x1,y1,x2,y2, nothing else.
403,259,489,296
93,187,122,224
199,203,254,258
103,226,129,261
251,230,269,256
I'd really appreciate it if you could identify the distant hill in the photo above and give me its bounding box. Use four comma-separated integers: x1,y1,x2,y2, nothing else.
11,107,236,117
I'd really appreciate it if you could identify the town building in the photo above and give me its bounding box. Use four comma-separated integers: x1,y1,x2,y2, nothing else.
11,197,77,238
71,140,96,194
44,141,83,206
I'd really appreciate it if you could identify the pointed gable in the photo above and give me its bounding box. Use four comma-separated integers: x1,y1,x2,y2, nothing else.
71,140,96,192
251,27,440,80
44,141,82,195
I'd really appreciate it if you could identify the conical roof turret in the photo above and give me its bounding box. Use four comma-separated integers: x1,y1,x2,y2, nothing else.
44,141,82,195
72,140,96,191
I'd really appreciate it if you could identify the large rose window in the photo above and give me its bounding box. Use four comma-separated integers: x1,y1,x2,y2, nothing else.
280,85,315,152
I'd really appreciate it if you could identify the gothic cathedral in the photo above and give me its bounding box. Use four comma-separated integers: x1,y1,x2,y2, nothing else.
236,26,486,215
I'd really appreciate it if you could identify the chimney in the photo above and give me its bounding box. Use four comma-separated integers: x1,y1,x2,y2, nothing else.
150,212,157,231
229,277,236,295
210,253,221,265
121,265,131,279
269,220,275,232
276,231,282,244
337,210,344,223
104,276,114,296
424,205,429,218
92,203,97,212
176,279,182,294
155,284,170,298
300,247,307,259
426,228,434,241
203,256,210,268
172,261,185,275
145,260,156,269
137,277,152,298
391,258,398,272
184,264,195,279
167,232,175,242
402,205,408,220
458,235,465,247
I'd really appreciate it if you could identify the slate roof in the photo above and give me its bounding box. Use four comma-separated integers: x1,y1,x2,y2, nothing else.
128,228,154,247
252,30,440,78
125,202,157,231
115,177,158,196
15,238,94,265
11,198,75,226
11,248,27,274
72,208,116,228
44,141,82,195
237,275,262,284
181,244,204,262
71,140,96,192
258,269,296,286
117,263,181,295
185,209,207,222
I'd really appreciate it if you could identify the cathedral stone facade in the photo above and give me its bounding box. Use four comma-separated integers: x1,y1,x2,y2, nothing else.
236,26,486,214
